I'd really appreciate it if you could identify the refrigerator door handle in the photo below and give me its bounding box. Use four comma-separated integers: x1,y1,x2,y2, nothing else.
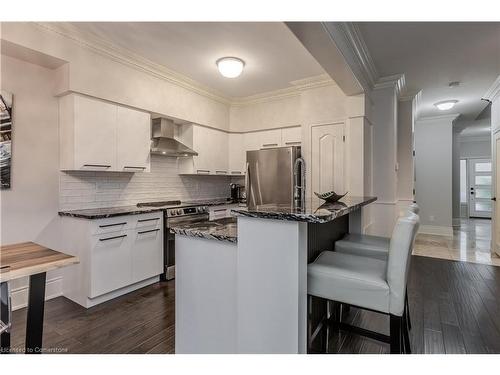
245,161,250,205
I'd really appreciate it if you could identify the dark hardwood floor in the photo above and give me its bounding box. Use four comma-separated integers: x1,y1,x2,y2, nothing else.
9,255,500,354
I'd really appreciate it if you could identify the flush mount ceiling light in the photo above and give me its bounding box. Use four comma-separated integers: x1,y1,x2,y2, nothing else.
434,100,458,111
216,57,245,78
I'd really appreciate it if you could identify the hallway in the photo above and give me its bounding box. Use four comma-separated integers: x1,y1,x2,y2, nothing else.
414,219,499,266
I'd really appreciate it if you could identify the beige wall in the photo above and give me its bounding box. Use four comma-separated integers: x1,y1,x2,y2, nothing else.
0,55,59,245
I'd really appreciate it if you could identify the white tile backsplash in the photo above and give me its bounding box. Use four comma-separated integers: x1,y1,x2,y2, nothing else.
59,155,232,210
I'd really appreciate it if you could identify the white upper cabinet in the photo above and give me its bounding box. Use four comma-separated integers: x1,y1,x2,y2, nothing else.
59,93,151,172
179,124,228,175
116,106,151,172
228,133,245,175
281,127,302,146
179,125,302,176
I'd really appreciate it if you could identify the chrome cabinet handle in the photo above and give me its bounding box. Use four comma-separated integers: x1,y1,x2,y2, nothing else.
215,170,227,174
99,234,127,241
231,171,242,174
262,143,278,147
83,164,111,168
138,229,160,235
99,222,127,228
123,166,146,170
138,218,160,223
285,141,301,145
197,169,210,174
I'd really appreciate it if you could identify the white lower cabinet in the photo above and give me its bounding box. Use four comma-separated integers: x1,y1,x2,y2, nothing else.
60,212,163,308
131,228,163,283
90,232,132,298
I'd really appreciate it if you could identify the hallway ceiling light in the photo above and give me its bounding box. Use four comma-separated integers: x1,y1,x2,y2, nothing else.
216,57,245,78
434,100,458,111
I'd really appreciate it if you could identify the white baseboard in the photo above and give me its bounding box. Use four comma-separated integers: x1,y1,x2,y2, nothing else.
11,276,63,311
419,225,454,237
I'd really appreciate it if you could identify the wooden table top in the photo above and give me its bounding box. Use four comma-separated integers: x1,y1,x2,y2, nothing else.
0,242,78,282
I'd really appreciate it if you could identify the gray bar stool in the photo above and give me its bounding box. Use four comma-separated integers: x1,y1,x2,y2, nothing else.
334,203,419,261
334,203,419,336
307,213,419,354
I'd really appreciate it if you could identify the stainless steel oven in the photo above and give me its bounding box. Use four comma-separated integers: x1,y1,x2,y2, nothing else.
136,201,210,281
163,206,209,280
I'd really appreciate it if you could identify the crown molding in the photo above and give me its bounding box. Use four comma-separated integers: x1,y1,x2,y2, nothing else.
33,22,337,108
399,90,421,102
417,113,461,122
374,73,406,97
232,74,335,106
323,22,378,93
483,75,500,102
34,22,233,105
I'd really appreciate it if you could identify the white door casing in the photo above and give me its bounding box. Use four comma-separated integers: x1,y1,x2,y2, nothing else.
311,122,345,207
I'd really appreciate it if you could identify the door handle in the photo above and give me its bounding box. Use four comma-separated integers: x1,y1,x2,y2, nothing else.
470,191,475,195
492,197,497,201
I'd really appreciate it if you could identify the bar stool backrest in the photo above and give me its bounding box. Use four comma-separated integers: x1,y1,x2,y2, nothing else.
386,213,419,316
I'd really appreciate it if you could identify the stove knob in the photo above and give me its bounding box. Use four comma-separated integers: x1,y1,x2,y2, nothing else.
169,210,176,216
177,209,183,215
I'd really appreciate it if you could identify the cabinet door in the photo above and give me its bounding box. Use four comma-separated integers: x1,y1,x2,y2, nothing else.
281,127,302,146
131,227,163,283
259,129,282,149
211,129,229,175
116,106,151,172
243,132,261,153
228,133,245,175
311,123,345,206
74,95,117,171
90,232,132,298
192,125,212,174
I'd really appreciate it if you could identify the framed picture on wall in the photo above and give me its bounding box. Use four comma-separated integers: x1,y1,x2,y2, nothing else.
0,90,13,190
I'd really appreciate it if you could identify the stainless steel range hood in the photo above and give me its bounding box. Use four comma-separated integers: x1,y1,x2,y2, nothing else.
151,118,198,157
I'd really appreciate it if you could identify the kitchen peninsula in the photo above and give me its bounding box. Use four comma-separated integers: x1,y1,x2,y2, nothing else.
172,196,376,354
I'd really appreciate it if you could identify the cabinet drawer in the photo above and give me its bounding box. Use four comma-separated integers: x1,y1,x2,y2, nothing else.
89,232,132,298
131,227,163,283
91,217,131,235
133,213,163,230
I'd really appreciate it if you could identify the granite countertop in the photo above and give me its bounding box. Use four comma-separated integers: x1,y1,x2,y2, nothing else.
169,218,237,243
58,198,244,219
231,196,377,224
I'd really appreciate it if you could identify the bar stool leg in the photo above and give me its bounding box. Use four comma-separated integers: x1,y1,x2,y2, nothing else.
405,288,412,331
390,315,402,354
402,309,411,354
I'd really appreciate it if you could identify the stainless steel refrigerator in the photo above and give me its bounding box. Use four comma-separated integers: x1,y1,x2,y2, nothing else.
246,146,304,208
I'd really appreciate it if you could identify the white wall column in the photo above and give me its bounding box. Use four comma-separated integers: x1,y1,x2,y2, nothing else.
369,82,399,237
397,96,416,216
415,114,459,236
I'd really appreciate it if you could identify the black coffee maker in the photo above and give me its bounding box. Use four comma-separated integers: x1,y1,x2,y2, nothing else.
230,183,243,202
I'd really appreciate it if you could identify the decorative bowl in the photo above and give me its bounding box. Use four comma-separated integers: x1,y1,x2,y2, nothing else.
314,191,348,203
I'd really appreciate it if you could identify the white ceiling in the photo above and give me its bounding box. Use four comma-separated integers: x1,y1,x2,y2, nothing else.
67,22,325,98
357,22,500,121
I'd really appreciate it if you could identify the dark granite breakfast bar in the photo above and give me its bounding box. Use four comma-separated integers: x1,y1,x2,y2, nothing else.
174,196,377,354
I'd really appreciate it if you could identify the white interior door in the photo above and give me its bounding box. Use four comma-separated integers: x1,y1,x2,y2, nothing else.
311,123,345,206
468,158,492,218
